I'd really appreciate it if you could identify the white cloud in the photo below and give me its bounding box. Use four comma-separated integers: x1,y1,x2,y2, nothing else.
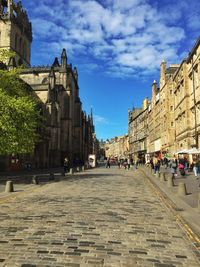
94,115,109,125
27,0,191,77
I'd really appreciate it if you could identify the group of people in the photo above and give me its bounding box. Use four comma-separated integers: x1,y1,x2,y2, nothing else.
63,156,84,173
149,154,200,177
105,157,143,170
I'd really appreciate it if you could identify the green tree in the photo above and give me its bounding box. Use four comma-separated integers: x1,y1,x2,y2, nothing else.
0,51,40,155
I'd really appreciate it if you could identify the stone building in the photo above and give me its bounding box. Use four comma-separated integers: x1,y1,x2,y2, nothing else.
0,0,96,170
0,0,31,67
159,62,179,156
128,98,148,162
146,63,179,158
128,37,200,161
147,80,161,157
105,135,129,160
174,38,200,151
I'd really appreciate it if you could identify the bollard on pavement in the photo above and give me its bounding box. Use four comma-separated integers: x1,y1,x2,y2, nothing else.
78,166,82,172
5,181,14,193
70,168,74,175
177,182,187,196
32,175,39,185
167,176,174,188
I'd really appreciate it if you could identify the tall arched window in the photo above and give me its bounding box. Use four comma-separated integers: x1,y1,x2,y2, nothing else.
19,37,22,54
24,42,27,60
18,58,23,66
15,34,18,50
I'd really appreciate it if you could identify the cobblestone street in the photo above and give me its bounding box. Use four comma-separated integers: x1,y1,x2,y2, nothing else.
0,167,199,267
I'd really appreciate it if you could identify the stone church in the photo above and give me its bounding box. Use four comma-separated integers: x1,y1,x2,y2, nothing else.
0,0,97,170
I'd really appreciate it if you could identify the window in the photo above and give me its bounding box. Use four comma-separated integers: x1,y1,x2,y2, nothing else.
15,34,18,50
42,77,48,84
18,58,23,66
171,122,174,127
19,37,22,53
170,106,173,111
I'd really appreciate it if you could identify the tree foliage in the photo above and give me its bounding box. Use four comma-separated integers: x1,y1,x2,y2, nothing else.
0,51,40,155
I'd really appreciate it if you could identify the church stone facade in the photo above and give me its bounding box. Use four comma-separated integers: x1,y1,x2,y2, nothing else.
0,0,97,170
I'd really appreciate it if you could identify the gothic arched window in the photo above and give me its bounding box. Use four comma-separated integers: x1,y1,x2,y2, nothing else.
15,34,18,50
19,37,22,54
24,42,27,60
18,58,23,66
42,77,48,84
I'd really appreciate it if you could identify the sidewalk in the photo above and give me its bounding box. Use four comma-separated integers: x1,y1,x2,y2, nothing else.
0,167,66,196
138,165,200,237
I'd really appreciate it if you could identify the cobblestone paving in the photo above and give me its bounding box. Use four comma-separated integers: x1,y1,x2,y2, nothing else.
0,167,199,267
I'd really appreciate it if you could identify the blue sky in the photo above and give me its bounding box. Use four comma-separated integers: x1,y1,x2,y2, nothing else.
21,0,200,140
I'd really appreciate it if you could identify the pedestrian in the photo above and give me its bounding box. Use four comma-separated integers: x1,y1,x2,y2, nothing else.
64,157,69,173
117,159,120,169
124,159,128,169
106,158,110,168
170,155,177,178
153,155,160,174
135,159,138,170
163,156,169,169
150,157,154,172
127,158,130,170
130,158,133,168
197,158,200,176
178,156,186,176
192,158,198,177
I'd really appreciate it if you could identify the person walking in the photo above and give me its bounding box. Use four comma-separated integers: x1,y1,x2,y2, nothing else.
64,157,69,173
178,156,186,176
192,158,198,177
153,155,159,174
106,158,110,168
127,158,131,170
170,155,177,179
117,159,120,169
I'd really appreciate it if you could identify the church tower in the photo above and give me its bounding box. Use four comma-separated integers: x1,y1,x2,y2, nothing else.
0,0,32,66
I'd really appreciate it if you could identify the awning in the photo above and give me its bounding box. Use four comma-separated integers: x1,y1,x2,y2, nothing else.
187,148,200,154
175,148,200,154
175,149,189,154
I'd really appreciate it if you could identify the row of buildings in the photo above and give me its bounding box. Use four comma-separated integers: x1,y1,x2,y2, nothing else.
0,0,98,170
105,38,200,164
128,37,200,162
104,135,129,160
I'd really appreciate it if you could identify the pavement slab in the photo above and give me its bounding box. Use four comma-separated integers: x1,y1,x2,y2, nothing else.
0,167,199,266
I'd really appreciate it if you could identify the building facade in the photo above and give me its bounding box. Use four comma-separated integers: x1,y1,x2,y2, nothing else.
174,39,200,152
128,98,148,162
0,0,97,170
105,135,129,160
128,37,200,161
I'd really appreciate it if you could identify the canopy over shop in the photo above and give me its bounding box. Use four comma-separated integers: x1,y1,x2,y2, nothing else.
175,148,200,164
